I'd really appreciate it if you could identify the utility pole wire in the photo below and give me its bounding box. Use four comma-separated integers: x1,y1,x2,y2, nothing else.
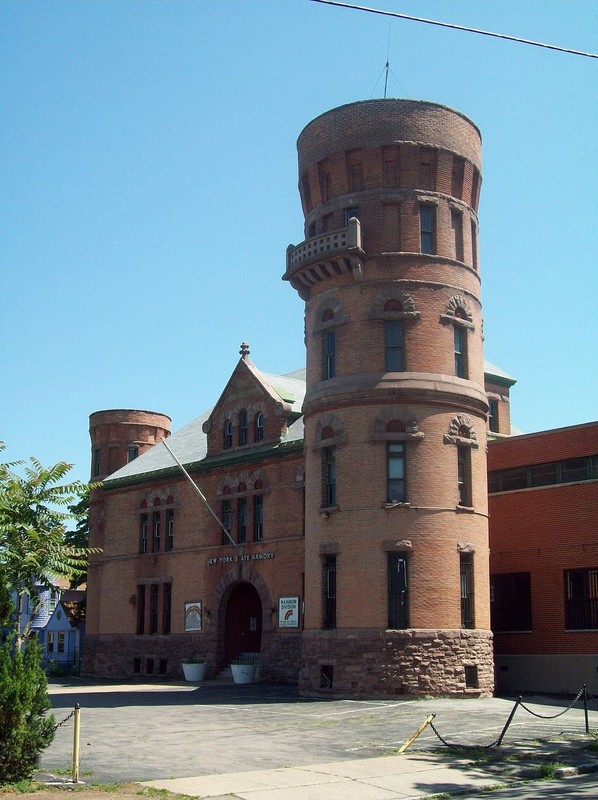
309,0,598,59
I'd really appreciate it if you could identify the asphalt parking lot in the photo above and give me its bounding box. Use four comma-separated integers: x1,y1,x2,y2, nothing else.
44,679,595,783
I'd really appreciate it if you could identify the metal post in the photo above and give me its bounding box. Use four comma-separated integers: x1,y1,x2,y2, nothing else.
496,696,521,747
72,703,81,783
583,684,590,735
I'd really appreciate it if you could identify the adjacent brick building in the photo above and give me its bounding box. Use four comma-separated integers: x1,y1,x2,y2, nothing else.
85,98,595,698
489,422,598,694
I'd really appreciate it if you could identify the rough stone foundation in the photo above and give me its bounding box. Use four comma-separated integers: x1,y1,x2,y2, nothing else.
299,628,494,698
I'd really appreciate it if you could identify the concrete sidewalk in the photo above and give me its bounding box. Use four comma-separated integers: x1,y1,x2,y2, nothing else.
142,737,598,799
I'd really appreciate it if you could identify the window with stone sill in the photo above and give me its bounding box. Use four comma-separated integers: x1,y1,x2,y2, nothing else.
419,205,435,254
223,419,233,450
238,409,248,446
388,552,409,629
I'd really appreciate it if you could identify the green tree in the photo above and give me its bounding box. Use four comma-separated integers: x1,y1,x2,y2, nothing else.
65,483,93,588
0,445,98,643
0,636,55,784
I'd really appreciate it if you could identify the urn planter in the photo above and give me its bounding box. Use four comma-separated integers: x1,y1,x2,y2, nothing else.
231,662,257,684
182,661,206,682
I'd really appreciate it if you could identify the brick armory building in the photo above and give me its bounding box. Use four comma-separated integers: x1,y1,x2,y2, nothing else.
85,98,522,696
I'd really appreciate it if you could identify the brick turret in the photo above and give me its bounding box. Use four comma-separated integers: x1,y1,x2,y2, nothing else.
285,100,492,696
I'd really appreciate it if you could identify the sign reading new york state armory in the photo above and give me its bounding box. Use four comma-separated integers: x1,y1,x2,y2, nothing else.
207,552,276,566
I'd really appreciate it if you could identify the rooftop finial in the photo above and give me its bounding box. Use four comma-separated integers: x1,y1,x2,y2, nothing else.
240,341,250,359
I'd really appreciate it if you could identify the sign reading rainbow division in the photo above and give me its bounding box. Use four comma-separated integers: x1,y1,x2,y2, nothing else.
278,596,300,628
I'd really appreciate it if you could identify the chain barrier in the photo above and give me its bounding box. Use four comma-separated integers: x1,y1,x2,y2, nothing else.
518,687,584,719
429,719,500,750
53,708,76,731
425,685,593,752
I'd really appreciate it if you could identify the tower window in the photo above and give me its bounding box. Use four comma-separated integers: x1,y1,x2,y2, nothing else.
323,556,337,629
323,446,336,507
471,219,478,270
460,552,475,628
387,442,406,503
453,323,468,378
388,553,409,629
93,448,101,477
451,157,465,199
128,446,139,463
419,206,435,254
451,209,464,262
488,399,499,433
384,320,404,371
323,329,336,380
457,445,472,507
343,206,359,226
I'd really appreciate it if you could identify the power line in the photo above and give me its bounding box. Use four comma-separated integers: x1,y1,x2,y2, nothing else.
309,0,598,59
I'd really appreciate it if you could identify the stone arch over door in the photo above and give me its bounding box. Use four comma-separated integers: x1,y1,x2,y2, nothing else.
212,566,274,665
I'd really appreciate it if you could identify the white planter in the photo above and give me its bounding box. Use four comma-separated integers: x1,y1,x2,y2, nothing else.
231,663,257,684
182,661,206,682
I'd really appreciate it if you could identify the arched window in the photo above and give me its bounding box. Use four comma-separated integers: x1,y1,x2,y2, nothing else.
254,412,264,442
223,420,233,450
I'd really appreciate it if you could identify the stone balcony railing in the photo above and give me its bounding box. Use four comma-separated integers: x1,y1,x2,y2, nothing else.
283,217,364,296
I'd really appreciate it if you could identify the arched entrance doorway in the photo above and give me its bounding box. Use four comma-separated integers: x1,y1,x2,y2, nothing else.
224,582,262,663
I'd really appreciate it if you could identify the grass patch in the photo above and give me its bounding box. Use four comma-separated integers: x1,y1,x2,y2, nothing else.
539,761,568,780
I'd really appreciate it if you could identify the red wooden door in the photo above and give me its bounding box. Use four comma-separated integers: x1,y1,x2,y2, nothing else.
224,583,262,662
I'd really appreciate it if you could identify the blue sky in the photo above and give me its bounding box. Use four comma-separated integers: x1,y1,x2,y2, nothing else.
2,0,597,485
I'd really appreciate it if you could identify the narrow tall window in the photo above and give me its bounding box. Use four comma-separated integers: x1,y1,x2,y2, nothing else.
323,447,336,507
384,320,404,371
323,556,337,629
323,329,336,380
237,497,247,543
451,209,464,262
471,219,478,270
460,553,474,628
152,511,161,552
564,568,598,629
457,446,472,507
165,508,174,551
139,513,148,554
93,449,101,477
47,631,55,653
419,206,435,254
222,499,232,545
420,149,435,190
57,631,65,653
454,325,468,378
238,409,248,445
254,494,264,541
149,584,159,635
488,399,499,433
387,443,406,503
223,420,233,450
388,553,409,628
451,157,465,199
162,583,172,635
128,446,139,462
254,412,264,442
136,585,146,635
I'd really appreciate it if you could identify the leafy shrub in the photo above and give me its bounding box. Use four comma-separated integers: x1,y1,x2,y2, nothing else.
0,637,55,784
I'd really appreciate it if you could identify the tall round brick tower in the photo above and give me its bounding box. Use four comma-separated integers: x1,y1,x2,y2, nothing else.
89,409,171,482
284,99,492,696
